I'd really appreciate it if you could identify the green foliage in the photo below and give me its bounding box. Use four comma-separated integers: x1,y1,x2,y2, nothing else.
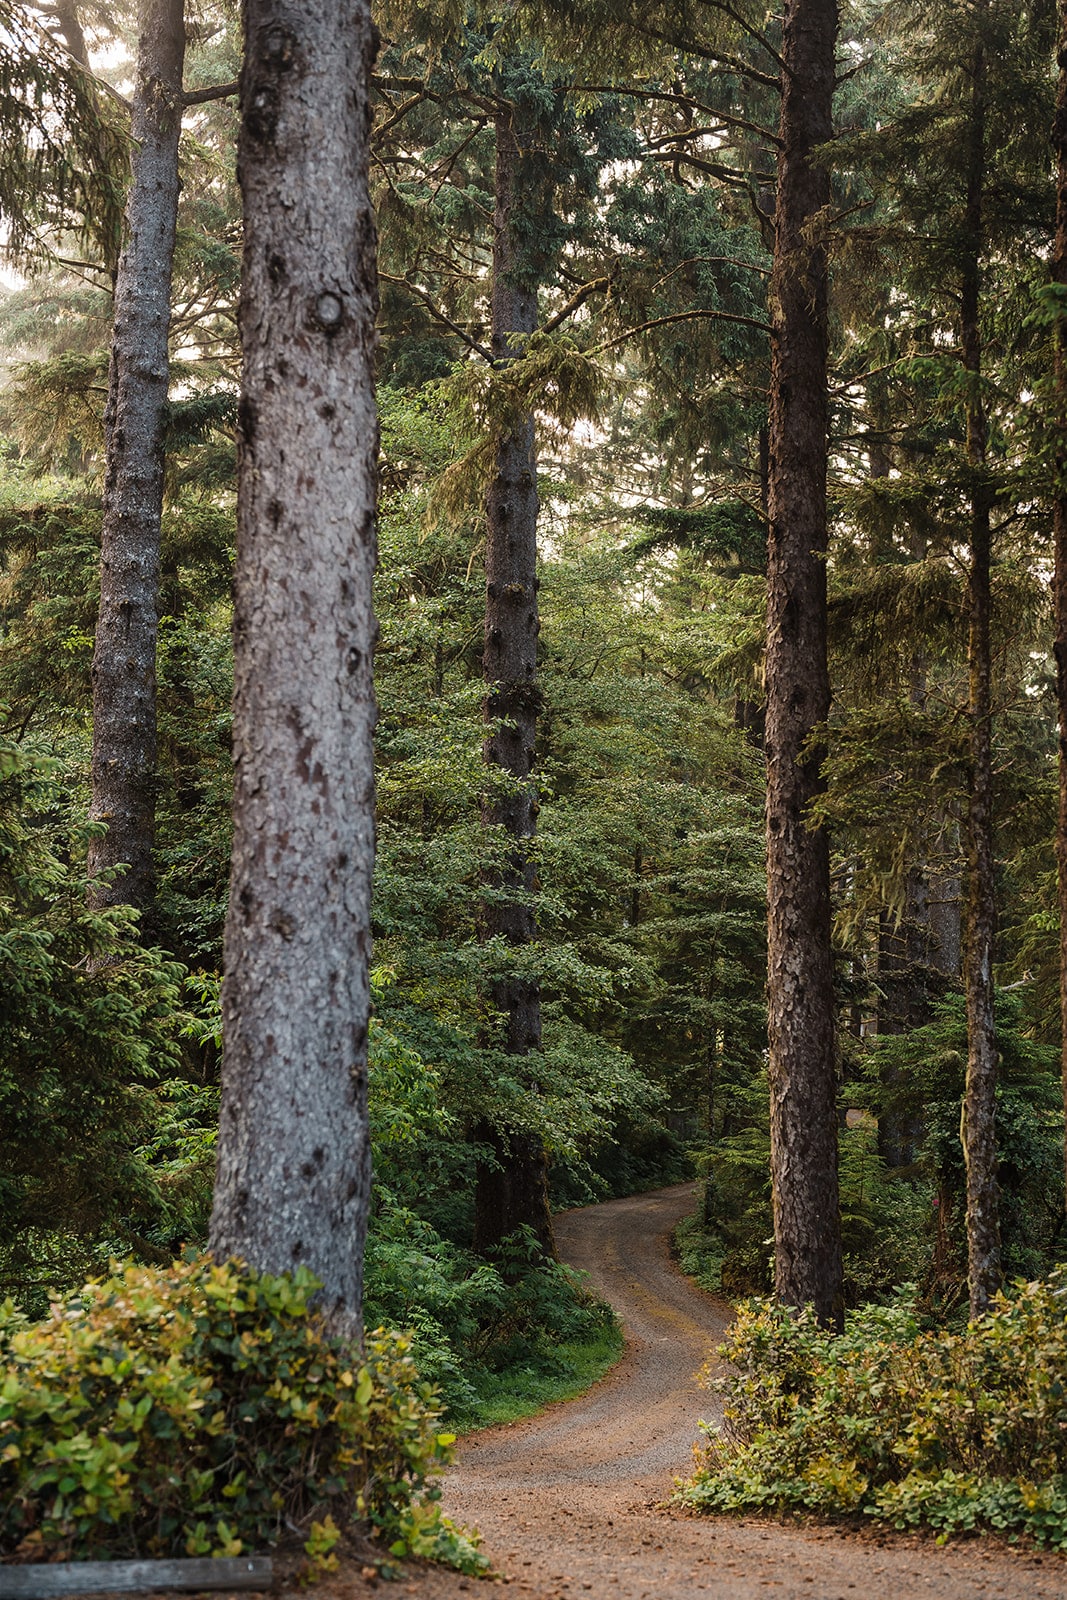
365,1210,622,1429
858,996,1064,1288
685,991,1064,1310
0,735,214,1299
0,1257,484,1573
364,1005,623,1424
0,2,126,267
680,1271,1067,1548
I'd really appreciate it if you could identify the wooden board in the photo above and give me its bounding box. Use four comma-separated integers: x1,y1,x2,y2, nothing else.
0,1556,273,1598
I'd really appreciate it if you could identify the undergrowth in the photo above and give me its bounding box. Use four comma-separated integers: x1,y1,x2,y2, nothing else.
363,1206,622,1430
0,1257,484,1573
461,1319,623,1429
679,1269,1067,1548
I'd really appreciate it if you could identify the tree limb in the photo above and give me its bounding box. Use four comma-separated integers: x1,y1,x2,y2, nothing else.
573,84,779,144
691,0,787,71
542,276,613,334
183,80,239,106
595,307,772,354
629,22,781,90
379,271,492,360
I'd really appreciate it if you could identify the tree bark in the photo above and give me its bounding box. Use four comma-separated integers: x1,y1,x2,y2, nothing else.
209,0,380,1343
53,0,88,64
88,0,185,923
472,108,555,1261
1054,0,1067,1224
764,0,843,1329
960,31,1002,1320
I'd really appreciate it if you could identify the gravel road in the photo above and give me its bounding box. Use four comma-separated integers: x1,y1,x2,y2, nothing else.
394,1182,1067,1600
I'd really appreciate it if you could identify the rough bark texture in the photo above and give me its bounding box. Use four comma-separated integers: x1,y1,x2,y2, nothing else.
1054,0,1067,1221
209,0,379,1342
960,33,1002,1320
88,0,185,921
764,0,843,1329
472,109,555,1261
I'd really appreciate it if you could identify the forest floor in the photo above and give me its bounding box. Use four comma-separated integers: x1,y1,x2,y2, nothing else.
308,1183,1065,1600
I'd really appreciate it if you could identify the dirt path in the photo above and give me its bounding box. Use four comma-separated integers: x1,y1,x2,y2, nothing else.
388,1182,1065,1600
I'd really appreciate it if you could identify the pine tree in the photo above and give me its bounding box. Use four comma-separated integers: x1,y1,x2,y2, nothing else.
959,6,1002,1318
209,0,379,1340
88,0,186,923
764,0,844,1328
472,101,554,1258
1055,0,1067,1224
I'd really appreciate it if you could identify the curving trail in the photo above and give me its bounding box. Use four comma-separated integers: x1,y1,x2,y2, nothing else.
394,1184,1064,1600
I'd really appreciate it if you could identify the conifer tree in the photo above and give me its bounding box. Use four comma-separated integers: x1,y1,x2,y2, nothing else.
764,0,844,1328
823,0,1054,1308
959,7,1002,1318
472,101,554,1258
1054,0,1067,1219
88,0,186,922
209,0,379,1340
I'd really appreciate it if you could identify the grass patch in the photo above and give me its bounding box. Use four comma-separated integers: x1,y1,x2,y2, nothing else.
674,1209,727,1294
455,1319,625,1431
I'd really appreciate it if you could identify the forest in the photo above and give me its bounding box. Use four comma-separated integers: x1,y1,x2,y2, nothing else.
3,0,1067,1580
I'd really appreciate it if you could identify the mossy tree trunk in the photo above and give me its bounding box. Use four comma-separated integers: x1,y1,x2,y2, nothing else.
1054,0,1067,1225
764,0,844,1330
472,107,555,1261
960,27,1002,1321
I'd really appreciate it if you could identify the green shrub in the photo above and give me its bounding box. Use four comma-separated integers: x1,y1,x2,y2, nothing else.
0,1257,483,1572
680,1269,1067,1546
364,1206,621,1428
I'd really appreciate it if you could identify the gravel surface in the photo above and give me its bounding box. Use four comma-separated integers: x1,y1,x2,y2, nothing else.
381,1183,1067,1600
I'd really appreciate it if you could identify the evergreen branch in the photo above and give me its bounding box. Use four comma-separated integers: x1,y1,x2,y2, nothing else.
542,277,613,335
646,150,763,188
372,75,430,91
429,121,490,200
594,308,771,354
379,272,492,360
54,255,110,275
645,125,766,152
182,81,239,107
691,0,786,72
374,92,432,140
829,198,877,227
573,84,779,145
629,22,780,90
829,357,909,395
651,255,770,289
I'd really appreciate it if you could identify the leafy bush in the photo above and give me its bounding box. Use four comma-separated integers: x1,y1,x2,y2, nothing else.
0,1257,482,1572
680,1270,1067,1546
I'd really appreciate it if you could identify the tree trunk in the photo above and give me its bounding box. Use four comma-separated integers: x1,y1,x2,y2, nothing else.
1054,0,1067,1223
87,0,185,924
209,0,380,1343
764,0,843,1329
53,0,88,64
472,108,555,1261
960,32,1002,1320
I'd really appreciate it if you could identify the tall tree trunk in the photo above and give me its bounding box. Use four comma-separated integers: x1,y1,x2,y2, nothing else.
1054,0,1067,1224
471,108,555,1261
764,0,843,1329
961,32,1001,1320
88,0,185,924
209,0,379,1342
